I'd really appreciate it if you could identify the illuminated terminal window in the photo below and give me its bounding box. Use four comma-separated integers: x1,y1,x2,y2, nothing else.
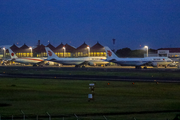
55,52,59,57
37,54,41,57
90,52,93,56
39,52,47,57
16,53,19,57
93,52,96,56
23,53,26,57
17,53,19,57
66,52,71,57
44,52,47,56
96,52,100,56
27,53,29,57
169,54,180,58
104,52,106,56
78,52,83,57
100,52,103,56
59,53,64,57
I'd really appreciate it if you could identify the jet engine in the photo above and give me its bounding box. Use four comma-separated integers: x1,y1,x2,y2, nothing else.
151,62,158,67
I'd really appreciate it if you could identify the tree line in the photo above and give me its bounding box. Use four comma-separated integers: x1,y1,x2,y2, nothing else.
115,48,157,58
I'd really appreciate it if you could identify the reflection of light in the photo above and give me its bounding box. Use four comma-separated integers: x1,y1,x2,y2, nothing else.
3,47,5,50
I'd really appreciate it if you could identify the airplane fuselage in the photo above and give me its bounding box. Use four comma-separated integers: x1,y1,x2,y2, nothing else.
14,57,44,64
112,57,172,66
49,57,108,65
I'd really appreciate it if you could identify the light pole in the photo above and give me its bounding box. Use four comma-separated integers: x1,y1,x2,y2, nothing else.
87,45,90,57
3,47,6,58
29,47,32,57
63,46,66,57
144,46,148,57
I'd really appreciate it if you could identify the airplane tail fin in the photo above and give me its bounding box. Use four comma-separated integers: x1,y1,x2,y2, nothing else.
45,47,59,60
104,46,119,60
8,48,18,59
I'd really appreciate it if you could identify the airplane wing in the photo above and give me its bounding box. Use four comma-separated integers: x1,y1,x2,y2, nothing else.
140,61,152,66
108,59,117,62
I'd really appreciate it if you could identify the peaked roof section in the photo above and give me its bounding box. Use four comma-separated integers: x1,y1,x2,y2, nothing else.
53,43,76,52
158,48,180,53
10,44,19,52
33,44,46,53
76,42,89,51
46,43,55,50
54,43,64,52
91,42,105,52
76,42,88,50
18,44,30,52
19,44,29,49
64,43,76,52
56,43,64,49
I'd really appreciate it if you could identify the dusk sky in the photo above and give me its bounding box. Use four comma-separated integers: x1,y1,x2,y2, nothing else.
0,0,180,50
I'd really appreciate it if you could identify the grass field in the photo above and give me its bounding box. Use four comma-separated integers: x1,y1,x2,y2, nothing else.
0,77,180,120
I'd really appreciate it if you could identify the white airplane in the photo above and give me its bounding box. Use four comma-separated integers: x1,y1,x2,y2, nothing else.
45,47,108,68
104,46,173,69
8,48,46,66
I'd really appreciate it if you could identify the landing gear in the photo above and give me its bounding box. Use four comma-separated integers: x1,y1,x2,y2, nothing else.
75,65,86,68
135,66,141,69
75,65,81,68
2,63,6,66
33,64,37,67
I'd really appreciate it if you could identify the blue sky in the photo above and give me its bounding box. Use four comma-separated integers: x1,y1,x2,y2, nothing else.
0,0,180,50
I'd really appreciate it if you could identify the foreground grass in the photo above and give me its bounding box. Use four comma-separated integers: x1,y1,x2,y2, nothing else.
0,78,180,119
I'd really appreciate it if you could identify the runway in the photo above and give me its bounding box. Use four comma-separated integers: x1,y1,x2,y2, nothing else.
0,65,180,83
0,73,180,83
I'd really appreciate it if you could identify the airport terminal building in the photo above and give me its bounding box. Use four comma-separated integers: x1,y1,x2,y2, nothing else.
1,41,180,63
157,48,180,62
0,41,106,58
145,48,180,63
